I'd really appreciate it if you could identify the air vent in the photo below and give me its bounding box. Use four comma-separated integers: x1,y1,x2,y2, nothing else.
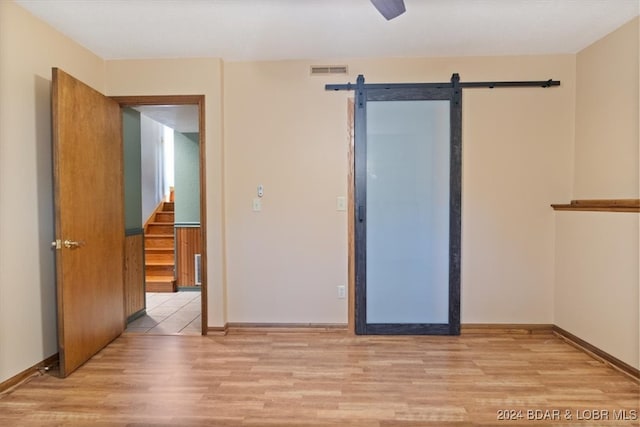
311,65,348,75
194,254,202,286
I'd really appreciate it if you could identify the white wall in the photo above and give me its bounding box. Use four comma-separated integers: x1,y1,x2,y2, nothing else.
573,18,639,199
174,131,201,224
554,17,639,370
0,1,105,384
140,114,165,223
1,1,636,386
555,212,639,368
223,55,576,324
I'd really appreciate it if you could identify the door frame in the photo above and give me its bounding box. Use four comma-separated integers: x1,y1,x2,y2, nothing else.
112,95,208,335
351,86,462,335
347,99,356,334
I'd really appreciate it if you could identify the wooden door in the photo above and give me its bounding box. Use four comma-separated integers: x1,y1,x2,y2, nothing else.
52,68,125,377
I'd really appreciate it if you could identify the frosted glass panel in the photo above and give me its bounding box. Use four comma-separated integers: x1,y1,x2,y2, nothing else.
366,100,450,324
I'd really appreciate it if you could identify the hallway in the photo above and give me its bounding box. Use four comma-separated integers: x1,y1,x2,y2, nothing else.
125,291,201,335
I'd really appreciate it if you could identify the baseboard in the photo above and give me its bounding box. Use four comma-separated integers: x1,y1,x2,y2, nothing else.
126,308,146,323
461,323,554,335
552,325,639,381
213,322,547,335
0,353,59,394
225,323,348,334
207,324,228,336
177,286,201,292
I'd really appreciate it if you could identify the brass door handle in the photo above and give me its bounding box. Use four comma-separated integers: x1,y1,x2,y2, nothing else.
51,239,83,250
64,240,82,249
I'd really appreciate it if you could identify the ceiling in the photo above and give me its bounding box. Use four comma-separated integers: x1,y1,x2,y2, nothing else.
15,0,639,62
20,0,636,132
133,105,199,133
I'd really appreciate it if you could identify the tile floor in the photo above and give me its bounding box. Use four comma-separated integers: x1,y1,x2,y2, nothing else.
125,291,201,335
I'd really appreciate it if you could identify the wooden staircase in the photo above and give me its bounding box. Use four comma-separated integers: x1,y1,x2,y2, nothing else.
145,201,177,292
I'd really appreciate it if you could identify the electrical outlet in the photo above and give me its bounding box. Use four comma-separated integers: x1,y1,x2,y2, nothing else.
337,285,346,299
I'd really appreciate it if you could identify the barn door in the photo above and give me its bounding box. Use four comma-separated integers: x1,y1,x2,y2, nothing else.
354,86,461,335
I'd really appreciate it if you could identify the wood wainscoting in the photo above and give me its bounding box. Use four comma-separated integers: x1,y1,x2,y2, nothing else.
176,225,202,288
124,231,145,320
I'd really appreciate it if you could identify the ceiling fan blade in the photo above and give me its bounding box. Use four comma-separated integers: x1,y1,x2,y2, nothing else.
370,0,406,20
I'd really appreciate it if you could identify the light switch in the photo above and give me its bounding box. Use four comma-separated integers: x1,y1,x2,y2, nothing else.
336,196,347,211
252,198,262,211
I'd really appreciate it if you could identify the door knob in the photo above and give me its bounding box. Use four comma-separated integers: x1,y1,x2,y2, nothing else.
64,240,81,249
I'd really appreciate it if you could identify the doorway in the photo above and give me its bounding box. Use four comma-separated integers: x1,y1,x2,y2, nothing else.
353,86,461,335
115,95,208,336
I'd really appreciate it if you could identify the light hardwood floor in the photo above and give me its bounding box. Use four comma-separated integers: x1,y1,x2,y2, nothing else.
0,331,637,426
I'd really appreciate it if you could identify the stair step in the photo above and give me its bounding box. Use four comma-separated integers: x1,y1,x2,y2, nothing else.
146,284,176,293
146,275,175,282
146,259,174,266
145,243,173,250
145,247,174,254
144,202,176,293
146,264,174,273
146,277,177,293
147,223,174,234
145,253,174,259
144,235,174,248
146,252,174,262
146,275,175,284
155,212,174,222
146,271,174,280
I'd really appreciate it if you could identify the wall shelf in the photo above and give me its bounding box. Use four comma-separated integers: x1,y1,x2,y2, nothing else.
551,199,640,213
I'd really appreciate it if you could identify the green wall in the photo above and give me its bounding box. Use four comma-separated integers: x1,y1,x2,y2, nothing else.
174,131,200,224
123,108,142,232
